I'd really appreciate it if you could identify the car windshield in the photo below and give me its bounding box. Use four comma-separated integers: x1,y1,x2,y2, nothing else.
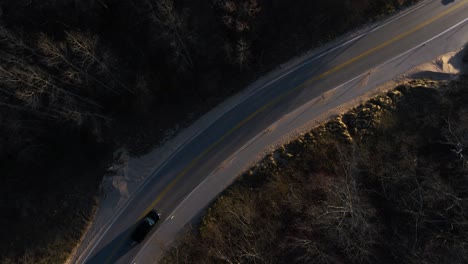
145,217,156,226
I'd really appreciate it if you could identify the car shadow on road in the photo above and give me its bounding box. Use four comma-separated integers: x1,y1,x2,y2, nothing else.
85,223,139,264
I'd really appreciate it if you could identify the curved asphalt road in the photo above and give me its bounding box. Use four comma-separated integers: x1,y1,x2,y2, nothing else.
74,0,468,263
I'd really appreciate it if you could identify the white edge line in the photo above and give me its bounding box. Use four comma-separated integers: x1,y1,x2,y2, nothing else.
132,130,264,262
76,19,369,264
303,16,468,106
77,1,442,262
132,15,468,263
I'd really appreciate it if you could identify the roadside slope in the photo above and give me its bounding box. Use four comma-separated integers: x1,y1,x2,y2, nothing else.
161,70,468,264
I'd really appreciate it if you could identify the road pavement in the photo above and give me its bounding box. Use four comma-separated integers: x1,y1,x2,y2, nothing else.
73,0,468,263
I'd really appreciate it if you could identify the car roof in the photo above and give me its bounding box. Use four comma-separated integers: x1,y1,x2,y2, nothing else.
146,210,160,221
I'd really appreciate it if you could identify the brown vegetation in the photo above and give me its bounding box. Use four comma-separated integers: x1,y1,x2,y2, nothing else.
0,0,420,262
161,77,468,264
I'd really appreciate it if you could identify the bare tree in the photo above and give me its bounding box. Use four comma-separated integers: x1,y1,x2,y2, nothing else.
235,38,251,70
144,0,194,71
285,220,333,264
37,32,128,96
0,26,108,132
65,31,131,93
441,110,468,169
215,0,261,69
217,0,261,32
317,145,378,263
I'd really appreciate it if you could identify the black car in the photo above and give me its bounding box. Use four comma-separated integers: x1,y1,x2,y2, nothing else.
131,210,160,243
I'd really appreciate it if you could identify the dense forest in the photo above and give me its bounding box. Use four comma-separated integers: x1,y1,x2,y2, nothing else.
162,77,468,264
0,0,419,263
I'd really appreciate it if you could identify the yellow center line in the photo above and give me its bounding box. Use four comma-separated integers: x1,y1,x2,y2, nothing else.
104,1,467,263
109,1,467,261
140,86,297,218
303,0,468,86
143,0,466,218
